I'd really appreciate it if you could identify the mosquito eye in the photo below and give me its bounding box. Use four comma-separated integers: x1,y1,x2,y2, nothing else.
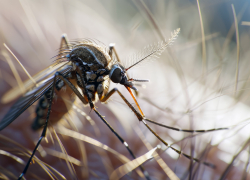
109,65,122,83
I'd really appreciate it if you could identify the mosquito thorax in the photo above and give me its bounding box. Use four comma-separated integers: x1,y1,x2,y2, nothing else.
64,44,112,101
68,45,109,71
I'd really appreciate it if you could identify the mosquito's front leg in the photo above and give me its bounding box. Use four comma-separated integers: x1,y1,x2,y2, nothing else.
100,88,144,121
53,67,151,179
109,44,139,96
100,87,216,168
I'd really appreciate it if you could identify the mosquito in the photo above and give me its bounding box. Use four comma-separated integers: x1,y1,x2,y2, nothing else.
0,28,227,179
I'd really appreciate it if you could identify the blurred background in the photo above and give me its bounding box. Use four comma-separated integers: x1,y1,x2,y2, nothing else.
0,0,250,179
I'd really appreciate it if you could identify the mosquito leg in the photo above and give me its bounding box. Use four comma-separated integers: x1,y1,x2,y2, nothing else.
74,65,151,179
54,72,88,105
92,108,151,179
18,70,89,179
141,99,228,133
52,34,70,63
100,88,142,120
18,71,59,180
109,44,139,96
41,70,151,180
75,65,95,108
65,65,151,179
101,44,120,95
60,34,69,50
144,118,228,133
100,87,215,168
109,44,134,81
109,43,121,63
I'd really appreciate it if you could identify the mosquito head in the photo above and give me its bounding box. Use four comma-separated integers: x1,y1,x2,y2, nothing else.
109,64,137,90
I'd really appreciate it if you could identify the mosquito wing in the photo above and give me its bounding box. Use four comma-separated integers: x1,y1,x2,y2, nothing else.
1,62,69,104
0,65,72,130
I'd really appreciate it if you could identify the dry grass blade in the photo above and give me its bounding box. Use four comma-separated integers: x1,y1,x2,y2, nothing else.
1,46,25,94
241,21,250,26
56,126,144,178
132,0,164,40
42,148,81,166
3,43,36,85
110,147,157,180
231,4,240,97
0,150,25,164
220,137,250,180
196,0,207,76
52,128,77,179
134,125,180,180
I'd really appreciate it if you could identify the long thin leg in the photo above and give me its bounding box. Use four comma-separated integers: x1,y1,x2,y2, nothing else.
73,67,151,179
109,43,121,63
92,109,151,178
22,69,150,179
53,34,71,64
109,44,135,82
144,118,228,133
109,44,139,96
60,34,69,50
100,87,216,168
73,64,151,179
18,35,72,180
18,70,97,179
18,73,57,180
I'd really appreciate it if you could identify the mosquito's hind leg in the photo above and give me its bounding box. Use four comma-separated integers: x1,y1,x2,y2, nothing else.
18,35,73,179
18,75,60,179
18,71,88,180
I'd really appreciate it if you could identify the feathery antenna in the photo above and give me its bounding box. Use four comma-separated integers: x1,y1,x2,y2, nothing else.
125,28,180,71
